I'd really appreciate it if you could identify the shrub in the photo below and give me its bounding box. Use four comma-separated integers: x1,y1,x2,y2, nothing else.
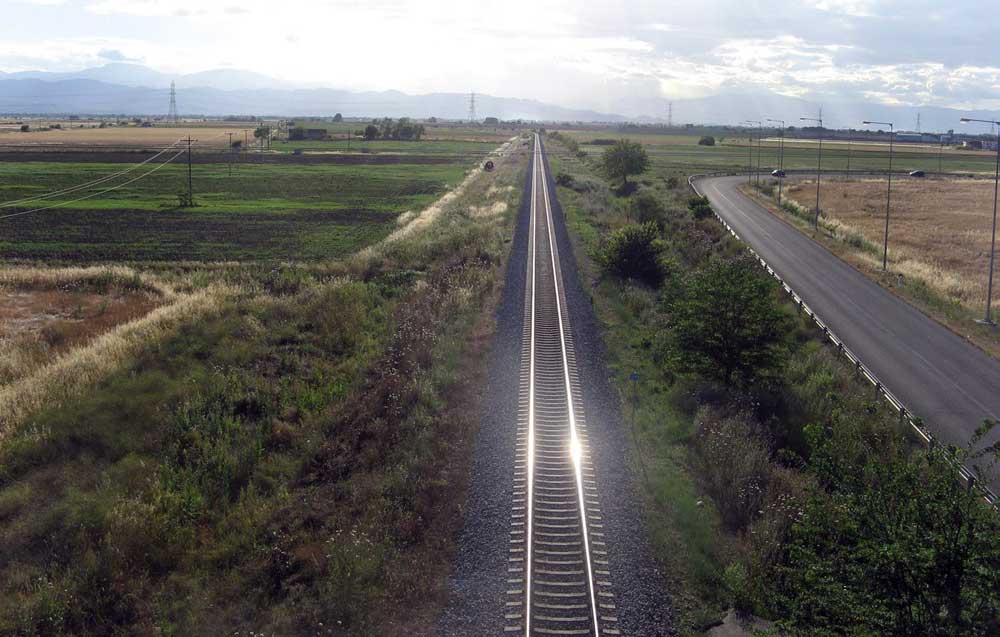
631,191,666,225
666,175,680,189
19,124,29,132
598,222,667,286
698,136,716,146
555,172,575,188
687,195,713,220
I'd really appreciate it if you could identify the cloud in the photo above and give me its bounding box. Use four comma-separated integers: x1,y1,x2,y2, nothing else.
97,48,134,62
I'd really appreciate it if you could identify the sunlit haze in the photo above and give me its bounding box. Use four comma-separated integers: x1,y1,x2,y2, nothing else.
5,0,1000,119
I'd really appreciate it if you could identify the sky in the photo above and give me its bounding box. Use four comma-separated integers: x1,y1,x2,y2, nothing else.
3,0,1000,118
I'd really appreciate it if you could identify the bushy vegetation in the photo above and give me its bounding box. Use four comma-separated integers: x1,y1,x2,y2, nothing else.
545,132,1000,636
598,222,669,286
687,195,713,220
0,138,527,633
698,136,716,146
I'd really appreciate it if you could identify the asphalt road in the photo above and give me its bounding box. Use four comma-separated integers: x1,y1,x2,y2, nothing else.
695,175,1000,458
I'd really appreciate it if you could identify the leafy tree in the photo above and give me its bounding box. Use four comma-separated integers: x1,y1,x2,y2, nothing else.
601,139,649,188
698,135,716,146
19,124,28,132
775,421,1000,637
333,113,343,122
363,125,379,141
666,255,790,386
598,222,669,286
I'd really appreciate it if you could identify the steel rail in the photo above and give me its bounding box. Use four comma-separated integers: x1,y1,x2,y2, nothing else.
506,135,619,635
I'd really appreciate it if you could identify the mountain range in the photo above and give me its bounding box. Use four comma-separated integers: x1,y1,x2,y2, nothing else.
1,63,998,132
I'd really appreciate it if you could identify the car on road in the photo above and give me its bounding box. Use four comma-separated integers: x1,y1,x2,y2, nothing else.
909,170,926,177
771,169,786,178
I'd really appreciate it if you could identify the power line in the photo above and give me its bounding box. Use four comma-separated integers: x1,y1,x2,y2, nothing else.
0,139,183,209
0,148,186,221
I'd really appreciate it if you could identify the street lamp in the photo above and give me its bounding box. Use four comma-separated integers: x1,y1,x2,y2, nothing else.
801,115,824,228
960,117,1000,325
742,121,755,186
744,120,762,187
863,120,895,271
767,118,785,206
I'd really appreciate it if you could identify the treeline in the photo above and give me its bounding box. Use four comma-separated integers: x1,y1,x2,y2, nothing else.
364,118,426,141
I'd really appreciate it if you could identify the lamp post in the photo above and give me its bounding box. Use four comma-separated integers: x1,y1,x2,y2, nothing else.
801,115,824,228
767,118,785,206
960,117,1000,325
744,120,762,187
846,133,852,176
863,120,895,271
743,121,755,185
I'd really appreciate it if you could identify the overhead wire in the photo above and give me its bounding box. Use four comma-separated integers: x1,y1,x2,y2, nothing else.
0,148,187,221
0,138,184,209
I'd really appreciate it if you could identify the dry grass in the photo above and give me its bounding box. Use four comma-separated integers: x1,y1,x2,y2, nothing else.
785,178,999,310
0,125,241,148
0,285,229,445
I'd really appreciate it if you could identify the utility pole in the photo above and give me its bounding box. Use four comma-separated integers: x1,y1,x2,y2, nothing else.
184,136,195,206
667,102,673,128
227,132,233,177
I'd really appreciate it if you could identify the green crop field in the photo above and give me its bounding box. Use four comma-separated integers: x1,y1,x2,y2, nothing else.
555,128,1000,175
0,157,479,262
272,138,500,156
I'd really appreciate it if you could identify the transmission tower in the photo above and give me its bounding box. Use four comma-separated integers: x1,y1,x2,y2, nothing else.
916,112,921,133
168,81,178,123
468,91,477,123
667,102,673,128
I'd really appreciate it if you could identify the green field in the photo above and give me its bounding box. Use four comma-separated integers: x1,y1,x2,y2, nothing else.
0,158,477,261
272,138,500,156
555,129,1000,175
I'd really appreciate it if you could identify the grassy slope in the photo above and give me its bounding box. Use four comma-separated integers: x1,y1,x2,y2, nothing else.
0,136,529,635
545,136,908,635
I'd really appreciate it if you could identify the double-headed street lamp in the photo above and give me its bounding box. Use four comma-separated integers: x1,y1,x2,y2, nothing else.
767,119,786,205
800,115,823,228
960,116,1000,325
863,120,895,271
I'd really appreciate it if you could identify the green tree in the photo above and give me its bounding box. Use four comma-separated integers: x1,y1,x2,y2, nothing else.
363,124,379,140
698,135,716,146
598,222,669,286
776,421,1000,637
667,255,790,387
333,113,343,122
601,139,649,188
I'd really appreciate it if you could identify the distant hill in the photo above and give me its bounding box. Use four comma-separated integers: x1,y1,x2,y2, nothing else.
0,75,626,122
2,63,999,130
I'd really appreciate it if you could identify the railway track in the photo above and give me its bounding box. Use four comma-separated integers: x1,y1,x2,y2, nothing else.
505,135,619,636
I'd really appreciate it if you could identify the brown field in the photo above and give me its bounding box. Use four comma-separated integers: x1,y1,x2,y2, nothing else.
0,124,242,149
784,178,998,309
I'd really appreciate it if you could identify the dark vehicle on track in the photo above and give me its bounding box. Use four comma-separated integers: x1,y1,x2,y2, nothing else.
909,169,925,177
771,169,786,178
